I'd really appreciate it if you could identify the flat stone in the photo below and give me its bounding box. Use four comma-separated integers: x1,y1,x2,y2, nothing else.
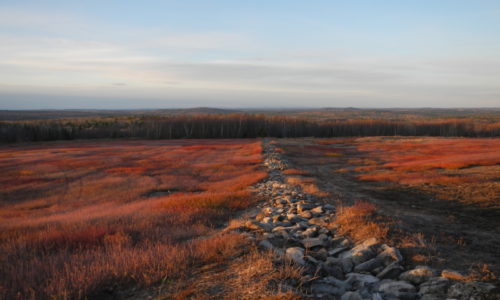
354,257,384,273
302,238,324,249
376,262,404,280
376,280,416,298
286,247,305,266
399,266,436,285
328,246,349,257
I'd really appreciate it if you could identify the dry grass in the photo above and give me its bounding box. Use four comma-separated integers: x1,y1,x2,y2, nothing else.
330,201,390,243
167,249,304,300
285,176,327,197
0,139,266,300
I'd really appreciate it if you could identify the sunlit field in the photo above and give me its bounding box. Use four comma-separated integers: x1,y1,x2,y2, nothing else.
0,140,266,299
349,137,500,208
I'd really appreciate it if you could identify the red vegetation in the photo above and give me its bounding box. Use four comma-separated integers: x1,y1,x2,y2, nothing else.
0,139,265,299
354,138,500,184
351,138,500,207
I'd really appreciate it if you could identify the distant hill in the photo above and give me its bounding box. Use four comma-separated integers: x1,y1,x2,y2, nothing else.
0,107,242,121
0,107,498,121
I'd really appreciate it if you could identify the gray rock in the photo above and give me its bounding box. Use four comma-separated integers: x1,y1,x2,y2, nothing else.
311,283,343,296
324,204,335,211
328,246,349,257
325,276,352,291
447,281,498,300
318,263,345,279
354,257,384,273
399,266,436,285
341,238,379,265
371,293,384,300
302,237,324,249
346,273,380,290
341,291,363,300
418,277,450,295
377,244,403,266
419,295,443,300
258,239,274,250
376,262,404,279
286,247,305,266
376,280,416,299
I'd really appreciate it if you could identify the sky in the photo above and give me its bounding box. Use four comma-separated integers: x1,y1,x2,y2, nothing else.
0,0,500,109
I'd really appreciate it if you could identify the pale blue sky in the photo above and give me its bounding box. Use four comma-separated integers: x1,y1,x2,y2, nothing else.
1,0,499,109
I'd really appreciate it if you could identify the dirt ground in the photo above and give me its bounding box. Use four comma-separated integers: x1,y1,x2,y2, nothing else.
277,138,500,279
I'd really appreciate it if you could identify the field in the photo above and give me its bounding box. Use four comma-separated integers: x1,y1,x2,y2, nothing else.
277,137,500,277
0,139,266,299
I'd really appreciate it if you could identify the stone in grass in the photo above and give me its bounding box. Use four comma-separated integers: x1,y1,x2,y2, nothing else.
399,265,436,285
285,247,305,266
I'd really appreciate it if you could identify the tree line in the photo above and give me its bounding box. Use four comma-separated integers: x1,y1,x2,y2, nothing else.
1,114,499,143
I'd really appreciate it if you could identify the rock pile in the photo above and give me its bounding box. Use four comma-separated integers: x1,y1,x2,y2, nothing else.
233,140,497,299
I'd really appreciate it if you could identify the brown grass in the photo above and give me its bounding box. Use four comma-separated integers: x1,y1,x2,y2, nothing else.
331,201,389,242
0,139,266,300
167,250,304,300
285,176,327,197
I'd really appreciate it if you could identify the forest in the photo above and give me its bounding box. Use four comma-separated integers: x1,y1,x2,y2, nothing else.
2,114,500,143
